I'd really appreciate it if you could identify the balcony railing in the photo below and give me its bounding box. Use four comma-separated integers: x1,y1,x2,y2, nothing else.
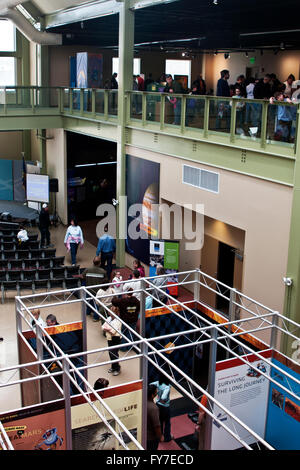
0,87,119,121
61,88,118,119
126,91,300,154
0,86,298,155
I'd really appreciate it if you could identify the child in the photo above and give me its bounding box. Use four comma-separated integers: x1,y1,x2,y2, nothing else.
133,259,145,278
112,271,123,296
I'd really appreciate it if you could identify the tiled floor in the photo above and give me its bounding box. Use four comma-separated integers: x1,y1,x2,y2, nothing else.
0,222,185,416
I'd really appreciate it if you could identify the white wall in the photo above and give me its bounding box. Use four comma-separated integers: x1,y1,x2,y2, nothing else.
46,129,68,225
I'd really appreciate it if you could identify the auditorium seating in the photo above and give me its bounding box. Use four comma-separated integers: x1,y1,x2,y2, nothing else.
0,262,81,302
0,222,82,302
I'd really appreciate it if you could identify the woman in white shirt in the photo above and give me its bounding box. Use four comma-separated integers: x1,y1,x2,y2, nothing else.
64,218,84,266
284,74,296,98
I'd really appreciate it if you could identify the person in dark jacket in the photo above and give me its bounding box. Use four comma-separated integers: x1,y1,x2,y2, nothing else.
39,203,52,248
233,75,246,97
253,74,272,100
164,74,184,125
216,69,230,97
216,69,231,130
192,75,206,95
110,73,118,89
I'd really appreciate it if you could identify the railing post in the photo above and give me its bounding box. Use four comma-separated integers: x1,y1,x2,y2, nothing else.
62,357,73,450
260,100,269,149
91,89,96,117
230,99,236,143
80,88,84,116
181,94,186,133
70,88,73,113
270,312,279,350
104,89,109,120
30,88,35,113
203,96,209,138
58,88,63,113
160,94,165,130
142,92,147,126
3,87,7,115
204,327,218,450
194,269,200,304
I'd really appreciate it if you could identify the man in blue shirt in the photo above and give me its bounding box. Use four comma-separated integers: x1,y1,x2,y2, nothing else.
96,225,116,280
270,91,294,142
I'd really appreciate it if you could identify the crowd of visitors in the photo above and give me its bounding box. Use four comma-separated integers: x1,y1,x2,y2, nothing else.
104,67,299,143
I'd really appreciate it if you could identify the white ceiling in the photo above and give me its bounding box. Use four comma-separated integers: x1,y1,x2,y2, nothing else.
31,0,95,15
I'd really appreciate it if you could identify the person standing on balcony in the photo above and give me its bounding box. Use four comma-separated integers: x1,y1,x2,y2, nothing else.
164,74,184,125
216,69,231,130
283,74,296,98
110,72,118,90
111,72,118,110
253,74,272,100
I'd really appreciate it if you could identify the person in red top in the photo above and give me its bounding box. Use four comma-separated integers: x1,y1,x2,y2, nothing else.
136,74,145,91
133,259,145,277
196,393,208,450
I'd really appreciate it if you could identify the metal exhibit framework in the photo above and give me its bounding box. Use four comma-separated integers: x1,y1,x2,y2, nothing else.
0,269,300,450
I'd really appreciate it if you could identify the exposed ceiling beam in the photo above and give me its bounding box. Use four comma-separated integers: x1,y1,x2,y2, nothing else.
129,0,180,9
44,0,122,29
44,0,180,29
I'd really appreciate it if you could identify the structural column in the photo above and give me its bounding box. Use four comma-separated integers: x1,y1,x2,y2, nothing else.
282,107,300,357
116,0,134,267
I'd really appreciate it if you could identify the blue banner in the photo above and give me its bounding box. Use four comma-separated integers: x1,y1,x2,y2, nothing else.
265,357,300,449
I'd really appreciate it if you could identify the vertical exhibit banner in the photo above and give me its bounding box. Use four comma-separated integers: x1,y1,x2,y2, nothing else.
149,240,180,295
265,353,300,450
126,155,160,265
164,241,180,296
71,381,142,450
211,349,272,450
149,240,164,277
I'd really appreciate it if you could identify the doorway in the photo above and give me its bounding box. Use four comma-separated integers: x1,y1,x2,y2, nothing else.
216,242,235,313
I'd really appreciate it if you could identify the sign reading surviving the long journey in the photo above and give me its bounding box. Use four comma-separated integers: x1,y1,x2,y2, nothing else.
211,349,272,450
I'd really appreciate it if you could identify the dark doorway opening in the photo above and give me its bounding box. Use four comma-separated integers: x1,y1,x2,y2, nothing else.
66,132,117,245
216,242,235,313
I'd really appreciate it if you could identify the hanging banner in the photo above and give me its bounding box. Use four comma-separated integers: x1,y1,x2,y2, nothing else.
265,353,300,450
126,155,160,265
211,349,272,450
